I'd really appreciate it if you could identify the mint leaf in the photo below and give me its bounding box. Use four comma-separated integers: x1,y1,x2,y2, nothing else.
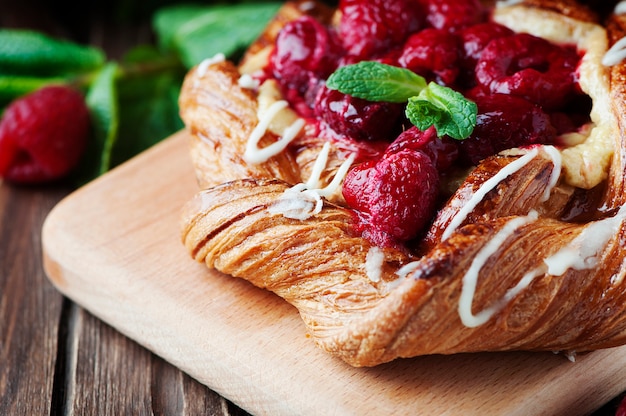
408,82,477,140
327,62,477,139
75,63,120,184
0,30,105,77
88,63,120,175
326,62,428,103
405,99,443,131
0,75,64,106
111,67,184,167
153,2,281,68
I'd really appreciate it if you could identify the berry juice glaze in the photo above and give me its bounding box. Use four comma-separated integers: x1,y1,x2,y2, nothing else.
257,0,597,251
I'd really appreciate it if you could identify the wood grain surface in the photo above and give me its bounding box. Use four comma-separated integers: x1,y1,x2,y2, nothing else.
41,131,626,416
0,0,251,414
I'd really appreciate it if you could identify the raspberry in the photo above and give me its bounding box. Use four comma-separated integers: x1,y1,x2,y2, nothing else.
386,126,459,171
313,85,404,143
0,85,90,184
475,33,581,110
617,395,626,416
459,22,514,84
338,0,424,60
398,28,461,86
270,16,341,96
458,93,557,164
342,148,439,247
419,0,486,32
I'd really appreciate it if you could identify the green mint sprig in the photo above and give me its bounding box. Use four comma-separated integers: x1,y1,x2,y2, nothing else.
326,61,477,140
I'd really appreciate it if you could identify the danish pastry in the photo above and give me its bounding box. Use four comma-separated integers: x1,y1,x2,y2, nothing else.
179,0,626,366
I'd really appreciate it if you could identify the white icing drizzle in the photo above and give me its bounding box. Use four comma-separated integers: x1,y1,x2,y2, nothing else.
268,142,356,220
396,261,421,279
243,100,305,164
495,0,524,7
196,53,226,77
299,141,356,198
610,257,626,287
238,73,260,90
602,36,626,67
305,141,332,190
544,205,626,276
540,145,562,202
458,211,539,328
365,247,385,283
299,1,316,11
457,204,626,328
442,148,540,241
267,187,323,221
616,1,626,15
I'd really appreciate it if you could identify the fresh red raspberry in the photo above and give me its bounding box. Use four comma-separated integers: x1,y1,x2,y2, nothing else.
270,15,341,95
338,0,424,60
398,28,461,86
459,22,514,75
0,85,90,184
385,126,459,171
475,33,581,110
313,85,404,143
342,148,439,247
458,93,557,165
418,0,486,32
616,395,626,416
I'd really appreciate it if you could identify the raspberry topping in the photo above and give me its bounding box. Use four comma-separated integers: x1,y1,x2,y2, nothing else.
263,0,587,249
270,16,341,96
398,28,461,86
338,0,423,60
313,85,404,143
458,93,557,164
475,33,580,110
342,148,439,247
385,126,459,172
419,0,486,32
459,22,514,85
0,85,90,184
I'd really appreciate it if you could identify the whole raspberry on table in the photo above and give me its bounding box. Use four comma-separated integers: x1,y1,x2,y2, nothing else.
617,395,626,416
0,85,90,184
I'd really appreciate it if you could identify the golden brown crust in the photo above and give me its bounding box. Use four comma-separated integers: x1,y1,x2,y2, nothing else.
179,60,302,189
178,1,626,366
605,12,626,206
422,152,573,252
516,0,599,22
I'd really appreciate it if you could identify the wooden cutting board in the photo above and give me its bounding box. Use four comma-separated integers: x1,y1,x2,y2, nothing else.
42,131,626,416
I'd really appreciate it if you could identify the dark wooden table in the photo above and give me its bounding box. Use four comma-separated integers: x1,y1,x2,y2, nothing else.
0,0,625,415
0,0,251,414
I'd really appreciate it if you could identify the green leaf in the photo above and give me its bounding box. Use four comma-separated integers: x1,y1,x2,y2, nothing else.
326,62,428,103
405,100,443,131
111,68,184,167
153,2,282,68
0,75,65,106
0,30,105,77
407,82,477,140
153,4,216,52
75,63,120,184
102,44,184,166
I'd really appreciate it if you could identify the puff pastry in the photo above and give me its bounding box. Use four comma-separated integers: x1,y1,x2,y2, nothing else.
179,0,626,366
